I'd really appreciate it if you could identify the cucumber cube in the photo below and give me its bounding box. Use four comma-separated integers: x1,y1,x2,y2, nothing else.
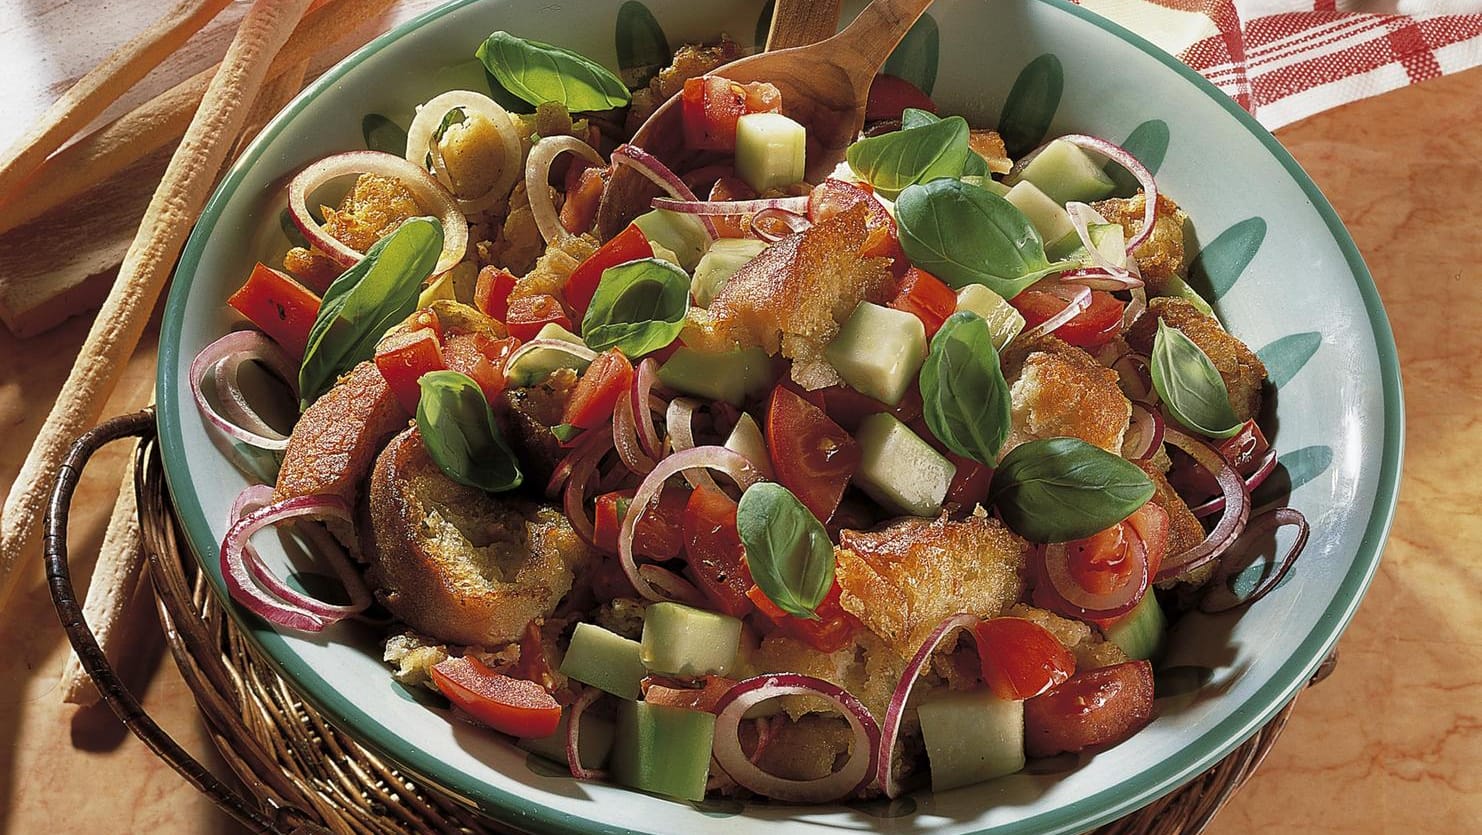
518,707,616,769
823,302,927,406
640,602,742,677
1104,592,1167,661
504,323,592,385
735,112,806,193
918,689,1026,792
724,413,774,479
963,175,1011,197
611,701,716,801
657,347,774,406
692,238,768,307
954,285,1026,350
1005,181,1075,245
633,209,708,271
853,413,953,517
1046,222,1127,267
560,623,647,700
1007,139,1116,205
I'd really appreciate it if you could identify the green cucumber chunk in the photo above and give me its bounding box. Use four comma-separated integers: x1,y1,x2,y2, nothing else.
640,602,742,677
611,701,716,801
1004,180,1075,245
559,623,647,700
954,284,1026,350
518,707,616,769
1046,222,1127,266
632,208,708,271
692,238,768,307
1007,139,1116,205
918,688,1026,792
823,302,928,406
853,413,953,517
1104,592,1167,661
656,347,773,406
962,175,1011,197
735,112,806,193
504,323,592,385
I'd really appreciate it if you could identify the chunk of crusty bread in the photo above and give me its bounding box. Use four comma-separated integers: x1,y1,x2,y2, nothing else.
1002,336,1132,457
1092,192,1187,293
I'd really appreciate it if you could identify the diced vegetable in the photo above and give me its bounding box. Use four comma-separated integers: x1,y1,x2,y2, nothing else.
682,487,753,617
1102,591,1167,661
973,617,1075,701
1046,222,1126,266
506,294,572,341
563,348,634,429
917,689,1026,792
766,385,860,522
598,485,688,559
747,581,857,653
954,284,1026,350
226,263,321,359
474,266,518,322
1010,286,1125,349
518,707,615,769
824,302,928,407
723,413,772,478
657,346,773,406
560,622,647,700
560,162,606,235
735,112,806,193
632,208,708,271
374,327,446,414
1007,139,1116,205
888,267,958,338
1004,180,1075,244
945,452,992,507
681,75,781,151
852,412,953,517
639,602,742,677
692,238,767,307
565,224,653,317
611,701,716,801
429,656,561,738
1023,660,1155,757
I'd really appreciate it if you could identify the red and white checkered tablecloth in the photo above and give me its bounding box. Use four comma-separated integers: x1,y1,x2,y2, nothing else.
1077,0,1482,128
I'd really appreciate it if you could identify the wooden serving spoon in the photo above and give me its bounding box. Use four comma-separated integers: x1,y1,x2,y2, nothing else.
596,0,934,238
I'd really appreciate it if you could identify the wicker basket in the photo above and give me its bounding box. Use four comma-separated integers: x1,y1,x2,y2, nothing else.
45,411,1337,835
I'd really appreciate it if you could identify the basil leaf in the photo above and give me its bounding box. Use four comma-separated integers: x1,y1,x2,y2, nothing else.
415,370,523,492
846,114,971,197
895,178,1073,298
736,482,835,620
432,106,466,142
899,109,989,176
581,258,689,357
900,107,939,130
476,31,631,112
298,217,443,407
988,437,1155,542
1151,320,1244,439
920,311,1011,465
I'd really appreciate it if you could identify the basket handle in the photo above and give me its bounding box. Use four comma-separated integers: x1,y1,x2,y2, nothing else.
44,410,323,835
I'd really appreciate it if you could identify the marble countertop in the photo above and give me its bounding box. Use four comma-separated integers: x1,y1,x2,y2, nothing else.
1,12,1478,835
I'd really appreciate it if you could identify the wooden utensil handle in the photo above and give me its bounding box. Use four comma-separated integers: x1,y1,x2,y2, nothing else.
827,0,937,84
766,0,844,50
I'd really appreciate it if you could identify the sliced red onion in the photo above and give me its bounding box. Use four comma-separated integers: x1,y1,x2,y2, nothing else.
750,207,811,242
191,331,298,451
219,491,369,631
632,358,663,461
229,486,371,618
408,91,523,214
1158,427,1252,582
750,714,782,765
1123,401,1166,461
651,195,810,216
666,398,720,492
567,687,607,781
1122,285,1148,331
1191,447,1278,518
713,674,881,802
1058,134,1159,253
878,613,980,798
612,144,719,239
1060,268,1144,292
1014,283,1091,345
547,423,614,495
612,389,657,476
1200,507,1310,613
525,135,605,245
1064,202,1141,284
619,447,764,602
637,565,708,607
1112,352,1155,402
1041,529,1150,619
502,339,597,384
560,431,613,548
286,150,468,275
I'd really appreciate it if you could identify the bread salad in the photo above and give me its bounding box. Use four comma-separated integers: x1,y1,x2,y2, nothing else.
197,31,1309,804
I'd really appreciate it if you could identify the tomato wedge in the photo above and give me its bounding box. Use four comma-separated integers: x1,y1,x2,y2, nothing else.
865,74,937,122
1023,660,1154,757
640,674,737,714
973,617,1075,701
474,266,518,322
594,485,689,559
1010,286,1125,349
505,294,571,342
563,349,634,429
429,656,562,738
226,262,321,359
682,487,753,617
681,76,781,151
815,383,923,434
443,333,518,405
374,327,446,414
747,581,858,653
766,384,861,522
560,161,607,236
889,267,957,338
1033,502,1168,620
945,452,992,508
563,224,653,317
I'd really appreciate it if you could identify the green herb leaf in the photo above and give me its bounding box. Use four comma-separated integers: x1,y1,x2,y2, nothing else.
846,114,970,198
920,311,1011,465
476,31,631,112
736,482,835,619
895,178,1072,298
581,258,689,357
298,217,443,407
551,423,582,443
1150,320,1244,439
988,437,1155,542
432,107,467,142
899,108,990,176
900,107,938,130
415,371,523,492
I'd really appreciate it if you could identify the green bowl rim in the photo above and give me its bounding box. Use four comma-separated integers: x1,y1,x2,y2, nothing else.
156,0,1404,832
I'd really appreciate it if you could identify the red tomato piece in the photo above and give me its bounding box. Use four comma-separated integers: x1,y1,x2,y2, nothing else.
889,267,957,338
429,656,562,738
945,453,992,508
766,384,861,522
474,266,518,322
1218,418,1271,475
563,349,634,429
564,224,653,317
226,262,322,359
1010,287,1126,349
1123,502,1169,581
593,491,629,555
640,675,737,714
374,328,447,414
974,617,1076,701
514,620,560,693
818,383,923,434
709,176,758,238
560,163,607,235
596,485,690,559
865,74,937,122
443,333,517,404
409,308,443,341
807,179,902,264
1023,660,1155,757
682,487,753,617
681,76,782,151
746,582,857,653
505,294,572,342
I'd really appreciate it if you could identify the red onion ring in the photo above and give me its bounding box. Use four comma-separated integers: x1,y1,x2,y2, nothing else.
1058,134,1159,253
227,486,371,619
1199,507,1310,613
611,144,719,239
1014,283,1091,345
219,490,369,631
1060,268,1144,292
1112,352,1155,402
190,331,297,451
612,389,657,476
556,430,613,547
619,447,764,602
1123,401,1166,461
407,91,523,214
713,674,881,802
666,398,720,492
1040,529,1150,619
1064,202,1141,287
1191,447,1278,518
1122,285,1148,331
651,196,810,216
637,565,708,607
526,135,606,245
1158,427,1252,582
286,150,468,275
749,207,811,242
547,425,613,496
632,358,663,461
877,613,980,798
566,687,608,781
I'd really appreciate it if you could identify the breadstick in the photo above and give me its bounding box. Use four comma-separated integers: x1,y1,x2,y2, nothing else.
0,0,399,235
0,0,235,202
0,0,317,611
234,59,312,157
